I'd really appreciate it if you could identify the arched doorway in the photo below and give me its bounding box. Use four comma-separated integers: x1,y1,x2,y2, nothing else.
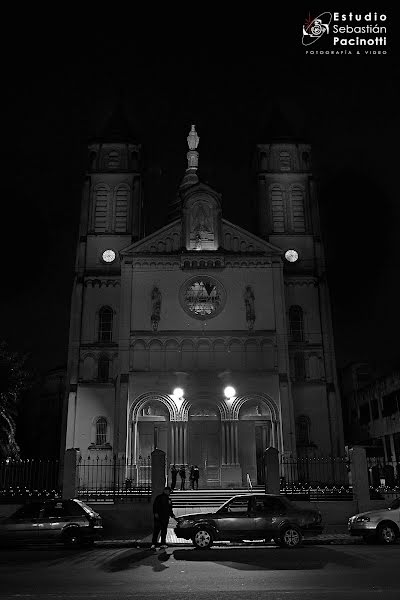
238,400,273,485
188,404,221,487
134,399,170,460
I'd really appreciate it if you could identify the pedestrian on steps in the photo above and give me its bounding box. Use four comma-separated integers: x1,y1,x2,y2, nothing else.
193,465,200,490
170,464,178,491
150,486,176,550
179,465,186,490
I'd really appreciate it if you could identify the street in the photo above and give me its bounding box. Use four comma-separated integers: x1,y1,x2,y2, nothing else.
0,543,399,599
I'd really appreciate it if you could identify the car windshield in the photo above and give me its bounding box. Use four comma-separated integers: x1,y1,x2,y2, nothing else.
388,498,400,510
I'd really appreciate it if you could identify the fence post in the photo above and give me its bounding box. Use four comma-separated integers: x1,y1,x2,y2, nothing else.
349,445,370,513
151,449,166,504
62,449,80,499
264,447,280,494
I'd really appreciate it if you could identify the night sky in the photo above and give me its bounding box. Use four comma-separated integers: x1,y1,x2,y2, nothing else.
2,14,398,374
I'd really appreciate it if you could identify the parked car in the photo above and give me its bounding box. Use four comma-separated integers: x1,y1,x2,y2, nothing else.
348,496,400,544
174,493,323,549
0,499,103,547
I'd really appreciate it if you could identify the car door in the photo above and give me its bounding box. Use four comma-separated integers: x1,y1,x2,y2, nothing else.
253,496,288,537
214,497,255,539
0,503,43,542
36,501,70,541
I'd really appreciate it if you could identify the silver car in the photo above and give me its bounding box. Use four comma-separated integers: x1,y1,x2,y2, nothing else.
0,499,103,547
348,497,400,544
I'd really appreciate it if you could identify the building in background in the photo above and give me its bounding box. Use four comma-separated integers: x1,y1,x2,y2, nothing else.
61,114,344,488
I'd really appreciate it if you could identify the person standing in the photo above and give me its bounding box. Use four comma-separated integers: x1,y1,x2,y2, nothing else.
150,486,176,550
179,465,186,490
189,465,195,490
170,465,178,491
193,465,200,490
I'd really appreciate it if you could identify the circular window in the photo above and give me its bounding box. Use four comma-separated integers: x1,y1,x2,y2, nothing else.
180,276,226,320
284,249,299,263
102,249,116,263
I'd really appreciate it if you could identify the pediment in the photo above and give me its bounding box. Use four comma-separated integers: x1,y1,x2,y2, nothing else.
220,219,282,255
120,220,182,255
120,217,282,257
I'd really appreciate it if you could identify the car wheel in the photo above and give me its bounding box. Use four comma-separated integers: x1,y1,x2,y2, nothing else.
377,522,397,545
275,526,303,548
193,528,213,549
63,529,81,548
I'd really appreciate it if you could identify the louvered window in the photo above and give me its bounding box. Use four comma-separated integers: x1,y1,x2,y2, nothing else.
270,186,285,233
279,151,291,171
95,417,107,445
99,306,113,342
107,150,120,169
115,186,129,232
94,186,109,232
291,187,305,232
289,306,304,341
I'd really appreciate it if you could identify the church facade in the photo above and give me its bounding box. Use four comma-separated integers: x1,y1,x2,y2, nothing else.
62,121,344,488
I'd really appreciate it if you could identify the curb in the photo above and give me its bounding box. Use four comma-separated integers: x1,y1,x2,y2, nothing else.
96,536,365,548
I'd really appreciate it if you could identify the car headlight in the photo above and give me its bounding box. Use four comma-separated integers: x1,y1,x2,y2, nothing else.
355,516,370,522
178,519,195,528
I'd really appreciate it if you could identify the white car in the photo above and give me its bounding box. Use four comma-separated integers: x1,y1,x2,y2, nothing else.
348,497,400,544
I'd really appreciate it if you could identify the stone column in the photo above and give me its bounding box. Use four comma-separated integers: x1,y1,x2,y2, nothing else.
65,390,77,449
151,449,166,503
183,422,188,465
264,447,280,494
62,448,80,499
350,445,371,513
171,423,175,465
233,421,239,464
221,422,226,465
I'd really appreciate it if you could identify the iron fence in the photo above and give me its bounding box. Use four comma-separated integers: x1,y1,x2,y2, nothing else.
76,454,151,502
279,455,352,500
0,459,60,503
367,457,400,499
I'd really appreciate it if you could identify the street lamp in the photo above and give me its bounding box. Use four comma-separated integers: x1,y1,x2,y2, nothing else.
173,387,184,398
224,386,236,399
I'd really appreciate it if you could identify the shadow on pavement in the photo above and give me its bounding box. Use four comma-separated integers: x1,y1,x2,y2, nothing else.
100,545,372,573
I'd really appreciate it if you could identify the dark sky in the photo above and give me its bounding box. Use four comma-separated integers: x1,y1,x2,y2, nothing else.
2,13,398,374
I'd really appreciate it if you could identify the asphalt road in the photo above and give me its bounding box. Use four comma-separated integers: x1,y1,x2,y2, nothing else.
0,543,399,600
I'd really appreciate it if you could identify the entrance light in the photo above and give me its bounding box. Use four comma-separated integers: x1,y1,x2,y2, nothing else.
224,386,236,399
173,387,184,398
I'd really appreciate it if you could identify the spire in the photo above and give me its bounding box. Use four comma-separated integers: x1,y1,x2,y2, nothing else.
180,124,200,188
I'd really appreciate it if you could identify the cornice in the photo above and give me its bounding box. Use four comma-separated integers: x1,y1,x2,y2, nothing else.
84,278,121,288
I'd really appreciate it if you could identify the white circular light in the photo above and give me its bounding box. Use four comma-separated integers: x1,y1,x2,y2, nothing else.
224,386,236,399
284,249,299,263
102,249,116,263
173,388,184,398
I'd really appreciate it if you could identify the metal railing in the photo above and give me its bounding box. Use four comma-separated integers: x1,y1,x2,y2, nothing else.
279,455,352,500
367,457,400,498
76,454,151,502
0,458,60,503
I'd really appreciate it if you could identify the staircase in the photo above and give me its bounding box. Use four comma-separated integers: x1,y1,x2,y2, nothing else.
170,487,264,509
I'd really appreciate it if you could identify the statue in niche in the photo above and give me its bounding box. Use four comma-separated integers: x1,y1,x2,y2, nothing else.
143,405,153,416
193,204,212,234
151,287,162,331
255,405,261,416
244,286,256,330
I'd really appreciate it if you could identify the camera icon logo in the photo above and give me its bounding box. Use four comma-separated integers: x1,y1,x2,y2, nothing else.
302,12,332,46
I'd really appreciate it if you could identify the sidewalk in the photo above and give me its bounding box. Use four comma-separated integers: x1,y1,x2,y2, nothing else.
97,526,366,547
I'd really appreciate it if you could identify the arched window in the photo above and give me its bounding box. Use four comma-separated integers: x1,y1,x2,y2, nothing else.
289,306,304,341
114,185,129,232
294,352,306,381
270,185,285,233
98,355,110,382
296,416,310,445
290,186,305,232
94,185,110,232
95,417,107,446
99,306,113,342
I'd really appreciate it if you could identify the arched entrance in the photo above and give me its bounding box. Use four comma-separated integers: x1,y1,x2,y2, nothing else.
188,403,221,487
134,399,170,461
238,399,274,485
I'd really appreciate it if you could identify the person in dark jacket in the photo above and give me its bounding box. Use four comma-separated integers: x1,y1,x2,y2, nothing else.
150,486,176,550
192,465,200,489
170,465,178,491
179,465,186,490
189,465,195,490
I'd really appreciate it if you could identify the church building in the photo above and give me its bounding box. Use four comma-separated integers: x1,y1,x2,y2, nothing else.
62,116,344,488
